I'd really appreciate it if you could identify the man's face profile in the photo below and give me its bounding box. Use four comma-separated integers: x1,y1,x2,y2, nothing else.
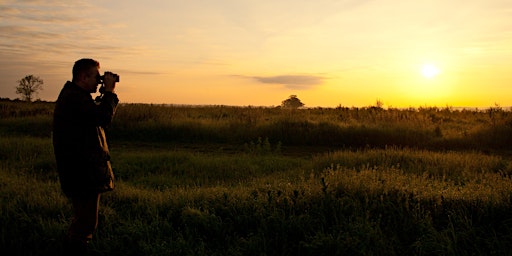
80,67,100,93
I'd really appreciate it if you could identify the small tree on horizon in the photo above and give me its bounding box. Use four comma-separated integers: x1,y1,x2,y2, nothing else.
16,75,44,102
281,95,305,109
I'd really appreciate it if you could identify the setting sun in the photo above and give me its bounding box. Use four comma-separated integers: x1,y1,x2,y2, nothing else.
421,64,441,79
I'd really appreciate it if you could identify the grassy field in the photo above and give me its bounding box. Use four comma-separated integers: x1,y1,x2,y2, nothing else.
1,100,512,255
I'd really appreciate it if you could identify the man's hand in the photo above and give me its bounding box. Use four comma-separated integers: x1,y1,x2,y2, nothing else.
103,72,117,92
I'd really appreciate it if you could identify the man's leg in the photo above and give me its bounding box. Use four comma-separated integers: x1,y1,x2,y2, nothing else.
66,193,101,252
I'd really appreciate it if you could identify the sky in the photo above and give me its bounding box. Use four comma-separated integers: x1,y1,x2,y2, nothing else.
1,0,511,108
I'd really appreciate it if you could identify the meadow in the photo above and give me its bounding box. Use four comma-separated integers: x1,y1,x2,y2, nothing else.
1,99,512,255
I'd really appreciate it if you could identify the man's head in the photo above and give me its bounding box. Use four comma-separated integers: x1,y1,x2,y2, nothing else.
72,58,100,93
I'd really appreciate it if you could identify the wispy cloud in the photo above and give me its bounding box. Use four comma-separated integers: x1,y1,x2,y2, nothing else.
0,1,101,57
0,25,64,40
214,0,373,37
251,75,325,90
0,0,136,99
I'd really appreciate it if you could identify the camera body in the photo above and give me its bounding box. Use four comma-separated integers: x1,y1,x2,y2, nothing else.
97,72,120,84
97,72,119,94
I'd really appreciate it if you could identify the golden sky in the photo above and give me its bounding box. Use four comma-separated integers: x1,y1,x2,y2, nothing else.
1,0,511,108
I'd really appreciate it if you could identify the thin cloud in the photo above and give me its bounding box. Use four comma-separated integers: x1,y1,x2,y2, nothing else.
215,0,373,37
116,70,165,76
0,6,21,15
0,0,135,57
251,75,325,90
0,0,134,100
0,25,63,40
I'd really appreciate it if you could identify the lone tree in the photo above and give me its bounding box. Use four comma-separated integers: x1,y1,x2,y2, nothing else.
281,95,305,109
16,75,44,102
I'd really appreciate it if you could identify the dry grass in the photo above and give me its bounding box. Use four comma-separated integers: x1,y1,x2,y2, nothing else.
2,100,512,255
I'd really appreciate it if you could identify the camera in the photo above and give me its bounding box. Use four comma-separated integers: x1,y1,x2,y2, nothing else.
96,72,120,84
97,72,119,95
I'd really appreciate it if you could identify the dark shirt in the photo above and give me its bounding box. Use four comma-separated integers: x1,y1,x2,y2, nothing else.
53,81,119,197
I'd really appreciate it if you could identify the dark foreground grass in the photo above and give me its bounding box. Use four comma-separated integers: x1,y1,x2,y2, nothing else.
2,101,512,255
2,136,512,255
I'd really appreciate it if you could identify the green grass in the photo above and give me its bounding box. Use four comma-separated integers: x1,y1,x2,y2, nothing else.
2,101,512,255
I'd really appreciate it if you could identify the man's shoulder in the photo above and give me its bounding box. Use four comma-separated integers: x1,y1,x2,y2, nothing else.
62,81,80,93
58,82,91,101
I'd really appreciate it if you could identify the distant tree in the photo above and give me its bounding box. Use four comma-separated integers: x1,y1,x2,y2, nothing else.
375,99,384,109
367,98,384,110
16,75,44,102
281,95,305,109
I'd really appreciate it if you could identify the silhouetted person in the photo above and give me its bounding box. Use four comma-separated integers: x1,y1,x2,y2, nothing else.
53,58,119,254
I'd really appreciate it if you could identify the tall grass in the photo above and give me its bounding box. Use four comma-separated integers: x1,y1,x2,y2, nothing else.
2,101,512,255
2,134,512,255
2,100,512,150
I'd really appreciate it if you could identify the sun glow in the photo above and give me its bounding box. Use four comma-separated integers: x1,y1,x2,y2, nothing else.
421,64,440,79
391,60,457,106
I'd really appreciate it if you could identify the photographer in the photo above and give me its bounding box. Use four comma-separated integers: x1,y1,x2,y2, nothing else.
53,58,119,254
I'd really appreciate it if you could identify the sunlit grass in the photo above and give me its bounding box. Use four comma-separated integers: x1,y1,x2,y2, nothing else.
2,101,512,255
2,134,512,255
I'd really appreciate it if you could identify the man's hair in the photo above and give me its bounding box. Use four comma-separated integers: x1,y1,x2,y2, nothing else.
72,58,100,81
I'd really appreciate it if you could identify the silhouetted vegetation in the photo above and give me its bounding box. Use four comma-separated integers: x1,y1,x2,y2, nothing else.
2,99,510,151
281,95,305,109
2,99,512,255
15,75,44,102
